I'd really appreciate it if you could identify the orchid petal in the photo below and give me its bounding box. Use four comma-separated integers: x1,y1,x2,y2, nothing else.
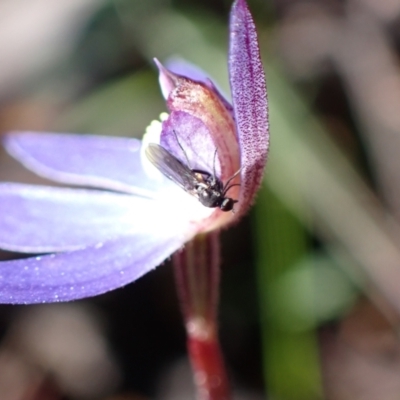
4,132,160,196
157,58,234,126
229,0,269,217
0,233,184,304
0,183,171,253
161,111,219,173
165,58,233,112
165,57,212,85
159,64,240,184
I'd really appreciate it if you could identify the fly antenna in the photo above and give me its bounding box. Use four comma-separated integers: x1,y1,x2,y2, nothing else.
225,168,241,187
212,148,218,184
223,183,240,196
223,168,241,196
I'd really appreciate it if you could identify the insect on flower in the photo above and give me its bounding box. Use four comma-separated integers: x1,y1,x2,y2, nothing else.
0,0,268,305
145,132,240,212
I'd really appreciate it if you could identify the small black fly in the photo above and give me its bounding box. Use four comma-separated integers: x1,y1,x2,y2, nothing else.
145,135,239,212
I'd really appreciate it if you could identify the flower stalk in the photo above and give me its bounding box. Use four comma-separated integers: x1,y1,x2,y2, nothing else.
173,232,230,400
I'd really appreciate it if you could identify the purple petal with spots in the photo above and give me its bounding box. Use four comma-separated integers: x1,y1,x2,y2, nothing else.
0,183,166,253
0,232,184,304
229,0,269,216
5,132,159,196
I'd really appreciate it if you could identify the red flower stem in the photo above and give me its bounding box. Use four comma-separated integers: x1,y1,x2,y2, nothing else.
173,232,231,400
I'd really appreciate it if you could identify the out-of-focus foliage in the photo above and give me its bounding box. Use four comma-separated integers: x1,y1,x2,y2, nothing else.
1,0,400,399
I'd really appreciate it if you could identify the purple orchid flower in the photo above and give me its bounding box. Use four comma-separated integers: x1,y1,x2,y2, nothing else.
0,0,268,304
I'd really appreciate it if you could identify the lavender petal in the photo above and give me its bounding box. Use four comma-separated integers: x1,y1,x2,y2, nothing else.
4,132,159,196
0,232,185,304
161,111,219,174
229,0,269,216
0,183,169,253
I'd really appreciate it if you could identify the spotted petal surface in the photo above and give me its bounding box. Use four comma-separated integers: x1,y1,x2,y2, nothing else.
229,0,269,217
0,232,184,304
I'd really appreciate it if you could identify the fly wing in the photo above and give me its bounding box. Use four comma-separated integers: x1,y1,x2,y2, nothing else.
145,143,198,192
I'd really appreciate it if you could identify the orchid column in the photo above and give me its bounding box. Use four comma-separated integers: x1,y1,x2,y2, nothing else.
0,0,268,399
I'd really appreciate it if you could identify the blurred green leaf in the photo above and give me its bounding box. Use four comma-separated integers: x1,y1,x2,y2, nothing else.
255,187,323,400
57,69,164,137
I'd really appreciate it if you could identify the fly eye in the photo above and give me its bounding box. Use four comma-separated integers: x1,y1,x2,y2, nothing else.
220,198,236,212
